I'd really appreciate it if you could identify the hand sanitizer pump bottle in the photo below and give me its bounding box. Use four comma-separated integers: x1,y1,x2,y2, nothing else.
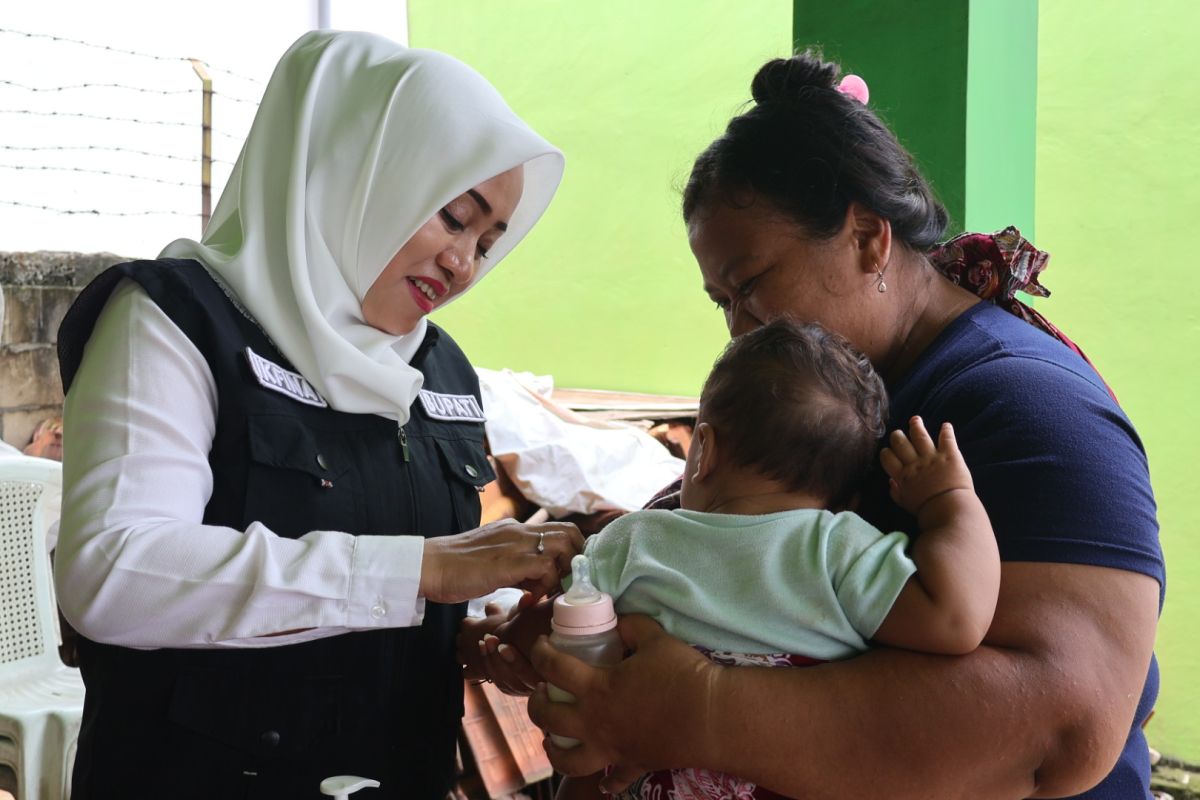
547,554,624,749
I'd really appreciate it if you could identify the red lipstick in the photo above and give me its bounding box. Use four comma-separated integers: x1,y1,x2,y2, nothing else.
407,278,434,313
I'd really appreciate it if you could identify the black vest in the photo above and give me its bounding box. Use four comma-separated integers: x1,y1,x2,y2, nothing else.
58,259,496,800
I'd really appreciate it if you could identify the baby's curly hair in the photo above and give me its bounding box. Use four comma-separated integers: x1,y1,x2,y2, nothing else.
699,318,888,509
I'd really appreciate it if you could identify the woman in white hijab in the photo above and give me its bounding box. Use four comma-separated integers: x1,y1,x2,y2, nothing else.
55,30,579,799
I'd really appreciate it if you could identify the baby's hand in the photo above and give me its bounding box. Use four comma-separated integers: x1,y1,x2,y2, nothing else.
880,417,974,516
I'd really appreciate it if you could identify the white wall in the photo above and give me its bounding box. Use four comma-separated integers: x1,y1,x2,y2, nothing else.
0,0,407,258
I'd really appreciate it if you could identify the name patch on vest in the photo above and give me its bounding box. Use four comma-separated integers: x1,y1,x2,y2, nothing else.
418,390,486,422
244,347,328,408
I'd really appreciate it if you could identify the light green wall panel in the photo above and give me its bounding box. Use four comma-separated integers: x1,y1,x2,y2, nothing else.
410,1,793,395
965,0,1037,237
1036,0,1200,760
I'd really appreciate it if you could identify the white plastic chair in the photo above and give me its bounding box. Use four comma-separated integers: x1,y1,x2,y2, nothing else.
0,456,83,800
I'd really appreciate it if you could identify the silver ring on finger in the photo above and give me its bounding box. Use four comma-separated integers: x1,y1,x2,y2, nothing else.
536,531,545,554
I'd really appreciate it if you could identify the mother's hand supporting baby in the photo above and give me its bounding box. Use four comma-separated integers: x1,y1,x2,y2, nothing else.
528,615,722,794
532,565,1160,799
421,519,583,604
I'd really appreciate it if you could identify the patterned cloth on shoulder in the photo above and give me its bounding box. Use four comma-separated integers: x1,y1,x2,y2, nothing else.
929,226,1116,402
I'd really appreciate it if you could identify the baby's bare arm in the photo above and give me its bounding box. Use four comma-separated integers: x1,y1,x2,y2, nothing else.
873,418,999,655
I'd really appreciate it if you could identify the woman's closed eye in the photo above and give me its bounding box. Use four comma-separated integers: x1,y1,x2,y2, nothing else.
736,276,758,299
440,207,493,260
439,207,465,232
712,276,759,312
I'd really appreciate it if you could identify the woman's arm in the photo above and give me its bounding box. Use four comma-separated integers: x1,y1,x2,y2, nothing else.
530,560,1159,799
56,281,428,647
57,282,581,648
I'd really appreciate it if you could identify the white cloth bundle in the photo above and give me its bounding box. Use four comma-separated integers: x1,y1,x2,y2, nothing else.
477,368,685,517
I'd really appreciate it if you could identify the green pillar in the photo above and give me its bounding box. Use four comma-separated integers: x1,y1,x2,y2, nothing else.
793,0,1036,239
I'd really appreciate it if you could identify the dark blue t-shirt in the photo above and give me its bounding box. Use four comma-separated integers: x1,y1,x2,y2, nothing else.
857,301,1164,799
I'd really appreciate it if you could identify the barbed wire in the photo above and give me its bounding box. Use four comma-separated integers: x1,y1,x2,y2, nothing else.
0,27,264,86
0,199,200,217
0,162,198,187
210,88,259,105
0,26,191,64
205,65,267,87
0,79,194,96
0,143,234,166
0,108,244,141
0,27,258,224
0,78,259,105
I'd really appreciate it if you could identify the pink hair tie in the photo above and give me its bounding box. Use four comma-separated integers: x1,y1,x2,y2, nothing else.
836,74,869,105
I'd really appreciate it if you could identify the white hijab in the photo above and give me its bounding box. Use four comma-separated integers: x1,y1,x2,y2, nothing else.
161,30,563,423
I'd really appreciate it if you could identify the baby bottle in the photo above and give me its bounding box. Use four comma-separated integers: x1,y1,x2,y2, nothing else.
548,554,624,749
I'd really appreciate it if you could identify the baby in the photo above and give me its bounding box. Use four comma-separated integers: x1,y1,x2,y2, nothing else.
559,318,999,800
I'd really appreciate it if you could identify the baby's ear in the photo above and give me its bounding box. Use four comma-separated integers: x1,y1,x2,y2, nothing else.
692,422,718,482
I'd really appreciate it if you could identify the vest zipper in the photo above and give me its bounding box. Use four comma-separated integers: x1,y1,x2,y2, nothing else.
397,425,410,462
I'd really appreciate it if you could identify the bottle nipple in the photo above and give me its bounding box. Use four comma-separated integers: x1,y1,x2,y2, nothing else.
552,554,615,635
563,554,600,605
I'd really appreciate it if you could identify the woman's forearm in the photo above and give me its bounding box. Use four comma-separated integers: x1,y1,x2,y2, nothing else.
704,643,1040,797
698,562,1157,799
534,561,1159,800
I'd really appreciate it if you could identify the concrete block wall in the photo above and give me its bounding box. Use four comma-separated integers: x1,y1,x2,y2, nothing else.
0,251,121,449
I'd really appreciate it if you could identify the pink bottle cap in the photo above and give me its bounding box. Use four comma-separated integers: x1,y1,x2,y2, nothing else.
551,554,617,635
551,592,616,636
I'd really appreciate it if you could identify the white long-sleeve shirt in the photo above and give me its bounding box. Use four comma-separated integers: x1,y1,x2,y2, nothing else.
55,280,426,649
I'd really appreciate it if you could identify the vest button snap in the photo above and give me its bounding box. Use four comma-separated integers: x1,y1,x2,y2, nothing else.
464,464,479,478
260,730,281,747
316,453,329,470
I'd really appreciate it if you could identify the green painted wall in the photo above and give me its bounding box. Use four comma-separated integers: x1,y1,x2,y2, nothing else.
793,0,969,233
1036,0,1200,761
410,0,793,395
965,0,1037,237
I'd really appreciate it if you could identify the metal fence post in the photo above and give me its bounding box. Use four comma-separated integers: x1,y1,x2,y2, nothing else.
188,58,212,233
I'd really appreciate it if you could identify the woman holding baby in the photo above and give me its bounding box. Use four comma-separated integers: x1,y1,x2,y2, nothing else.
523,52,1162,800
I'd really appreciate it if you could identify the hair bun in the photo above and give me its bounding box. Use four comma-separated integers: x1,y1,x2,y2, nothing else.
750,53,839,106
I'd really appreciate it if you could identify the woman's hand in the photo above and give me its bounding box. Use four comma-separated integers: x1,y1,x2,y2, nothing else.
459,590,551,694
421,519,583,604
527,615,720,794
474,592,555,695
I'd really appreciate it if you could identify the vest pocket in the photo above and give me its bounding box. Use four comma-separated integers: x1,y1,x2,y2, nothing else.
244,414,362,538
431,435,494,533
167,666,348,758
